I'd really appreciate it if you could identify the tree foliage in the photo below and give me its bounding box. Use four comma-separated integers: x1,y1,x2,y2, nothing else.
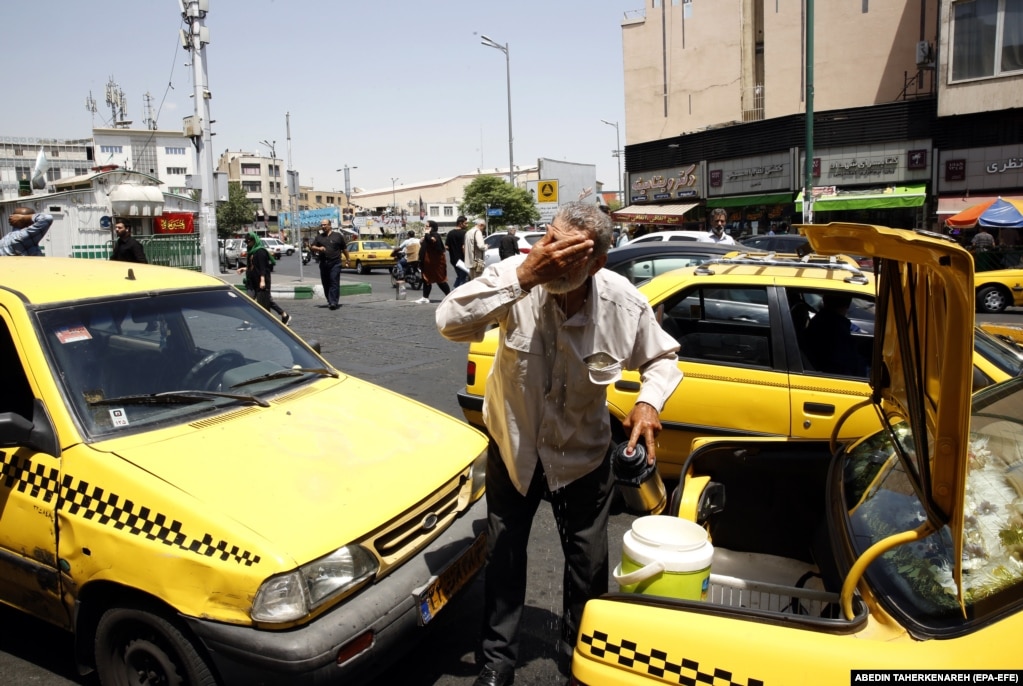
216,182,254,238
459,176,539,230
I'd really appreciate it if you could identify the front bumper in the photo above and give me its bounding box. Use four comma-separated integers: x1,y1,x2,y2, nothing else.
184,496,487,685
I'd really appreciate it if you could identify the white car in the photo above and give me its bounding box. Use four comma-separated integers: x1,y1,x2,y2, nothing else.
627,230,716,244
262,237,295,257
482,231,545,267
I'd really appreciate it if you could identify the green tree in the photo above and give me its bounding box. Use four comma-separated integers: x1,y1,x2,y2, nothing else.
215,182,254,238
460,176,539,231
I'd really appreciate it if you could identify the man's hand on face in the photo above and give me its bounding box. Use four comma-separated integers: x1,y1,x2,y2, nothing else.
516,225,593,292
9,212,33,229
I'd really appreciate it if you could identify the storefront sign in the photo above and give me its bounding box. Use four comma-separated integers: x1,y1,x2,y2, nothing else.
945,159,966,182
707,152,790,197
802,140,931,187
629,163,701,203
829,156,899,178
938,143,1023,193
154,212,195,234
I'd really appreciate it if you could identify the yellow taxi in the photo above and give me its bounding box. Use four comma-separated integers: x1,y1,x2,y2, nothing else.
345,239,398,274
974,267,1023,313
572,223,1023,684
458,250,1023,479
0,258,488,685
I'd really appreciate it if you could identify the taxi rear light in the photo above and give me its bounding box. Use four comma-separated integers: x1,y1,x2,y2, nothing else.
467,360,477,386
336,630,374,666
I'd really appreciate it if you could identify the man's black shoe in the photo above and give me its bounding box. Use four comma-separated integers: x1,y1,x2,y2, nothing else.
473,664,514,686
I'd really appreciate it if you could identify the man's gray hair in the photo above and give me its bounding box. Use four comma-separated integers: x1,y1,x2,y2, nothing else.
553,201,614,256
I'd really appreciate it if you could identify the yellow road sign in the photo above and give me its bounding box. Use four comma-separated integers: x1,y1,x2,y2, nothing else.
537,180,558,203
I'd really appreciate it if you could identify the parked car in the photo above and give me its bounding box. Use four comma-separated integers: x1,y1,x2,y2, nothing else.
261,237,288,258
572,222,1023,683
223,238,244,268
605,241,733,286
346,239,398,274
458,246,1023,479
0,258,488,685
483,230,545,267
974,267,1023,313
627,230,715,244
740,232,810,253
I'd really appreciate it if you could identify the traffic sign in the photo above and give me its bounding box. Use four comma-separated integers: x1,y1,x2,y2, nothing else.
537,180,558,203
487,208,504,216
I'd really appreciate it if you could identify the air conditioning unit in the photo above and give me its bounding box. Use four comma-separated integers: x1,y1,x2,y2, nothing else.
915,41,933,66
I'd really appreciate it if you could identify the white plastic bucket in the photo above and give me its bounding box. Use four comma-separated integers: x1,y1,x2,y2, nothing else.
612,515,713,600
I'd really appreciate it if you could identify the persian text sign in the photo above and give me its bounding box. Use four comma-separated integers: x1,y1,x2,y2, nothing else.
155,213,195,234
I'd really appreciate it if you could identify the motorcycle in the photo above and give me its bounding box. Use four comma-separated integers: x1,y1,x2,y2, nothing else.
301,247,312,265
389,249,423,290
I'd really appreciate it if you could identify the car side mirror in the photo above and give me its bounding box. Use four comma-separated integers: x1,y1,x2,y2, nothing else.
0,401,61,457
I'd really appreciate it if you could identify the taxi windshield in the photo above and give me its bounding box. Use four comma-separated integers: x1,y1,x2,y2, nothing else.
841,376,1023,636
36,288,327,439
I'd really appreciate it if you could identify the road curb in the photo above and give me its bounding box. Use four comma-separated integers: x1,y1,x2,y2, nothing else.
231,280,372,300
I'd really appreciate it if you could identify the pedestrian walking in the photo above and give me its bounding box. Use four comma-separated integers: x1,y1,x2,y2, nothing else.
436,202,683,686
447,215,469,287
418,220,451,303
497,225,519,261
464,218,487,280
110,221,148,263
310,220,350,310
238,231,291,326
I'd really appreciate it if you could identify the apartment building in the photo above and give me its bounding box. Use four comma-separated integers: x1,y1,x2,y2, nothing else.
216,150,285,225
617,0,1022,232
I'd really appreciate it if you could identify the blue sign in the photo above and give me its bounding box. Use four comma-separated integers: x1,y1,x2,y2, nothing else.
487,208,503,216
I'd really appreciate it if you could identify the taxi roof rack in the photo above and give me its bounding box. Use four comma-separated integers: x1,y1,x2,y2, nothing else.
694,250,869,284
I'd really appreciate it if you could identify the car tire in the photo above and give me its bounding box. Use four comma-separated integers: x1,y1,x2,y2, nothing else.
286,249,294,256
95,606,216,686
357,261,370,275
977,285,1009,314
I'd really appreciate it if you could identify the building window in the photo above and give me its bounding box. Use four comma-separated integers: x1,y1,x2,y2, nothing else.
326,196,334,204
100,145,123,154
242,181,262,193
300,193,308,201
45,169,61,181
952,0,1023,81
166,166,187,175
315,195,323,203
269,165,280,177
444,206,454,217
164,147,186,155
241,164,261,176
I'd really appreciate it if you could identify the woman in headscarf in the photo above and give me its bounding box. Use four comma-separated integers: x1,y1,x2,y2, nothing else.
419,220,451,302
237,231,292,326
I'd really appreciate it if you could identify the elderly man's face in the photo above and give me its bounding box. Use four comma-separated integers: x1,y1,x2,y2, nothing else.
543,221,602,294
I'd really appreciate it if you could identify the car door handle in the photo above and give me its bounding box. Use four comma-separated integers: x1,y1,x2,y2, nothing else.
614,381,642,392
804,402,835,416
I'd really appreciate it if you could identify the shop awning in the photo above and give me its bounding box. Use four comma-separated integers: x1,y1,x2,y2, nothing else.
938,195,1022,215
109,184,165,217
795,184,926,212
705,192,794,208
611,202,698,225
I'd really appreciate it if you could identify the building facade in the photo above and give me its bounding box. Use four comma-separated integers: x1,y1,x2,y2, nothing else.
216,150,285,225
618,0,1022,234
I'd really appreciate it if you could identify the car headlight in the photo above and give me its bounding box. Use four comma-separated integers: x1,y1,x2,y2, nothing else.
469,447,487,501
251,545,378,623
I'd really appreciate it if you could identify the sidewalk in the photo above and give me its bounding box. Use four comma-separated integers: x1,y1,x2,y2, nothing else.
220,271,372,300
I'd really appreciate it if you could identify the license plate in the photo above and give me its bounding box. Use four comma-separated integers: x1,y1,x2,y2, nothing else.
415,532,487,625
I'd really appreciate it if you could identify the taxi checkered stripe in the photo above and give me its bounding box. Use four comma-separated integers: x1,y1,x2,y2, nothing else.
0,452,259,567
581,630,763,686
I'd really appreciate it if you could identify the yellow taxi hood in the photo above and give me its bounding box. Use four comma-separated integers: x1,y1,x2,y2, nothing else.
96,375,488,567
803,223,974,585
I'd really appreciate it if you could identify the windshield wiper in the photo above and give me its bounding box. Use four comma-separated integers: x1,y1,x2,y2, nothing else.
230,367,338,389
89,390,270,408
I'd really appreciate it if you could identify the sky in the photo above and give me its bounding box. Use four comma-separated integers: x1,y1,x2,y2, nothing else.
3,0,633,197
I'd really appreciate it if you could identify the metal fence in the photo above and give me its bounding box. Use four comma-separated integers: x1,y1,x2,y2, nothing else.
73,234,202,271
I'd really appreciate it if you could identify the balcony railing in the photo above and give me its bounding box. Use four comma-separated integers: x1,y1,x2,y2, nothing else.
742,84,765,123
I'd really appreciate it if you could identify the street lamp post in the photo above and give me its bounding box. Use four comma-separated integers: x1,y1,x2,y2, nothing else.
259,139,276,229
336,165,357,224
600,120,623,207
481,34,514,187
390,177,399,235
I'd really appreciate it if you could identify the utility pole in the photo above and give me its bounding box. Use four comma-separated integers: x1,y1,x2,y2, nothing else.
180,0,219,276
803,0,815,224
286,112,302,280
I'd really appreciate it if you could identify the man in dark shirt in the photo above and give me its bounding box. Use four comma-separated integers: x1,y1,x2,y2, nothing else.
110,221,148,263
446,215,469,288
497,225,519,261
310,220,350,310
